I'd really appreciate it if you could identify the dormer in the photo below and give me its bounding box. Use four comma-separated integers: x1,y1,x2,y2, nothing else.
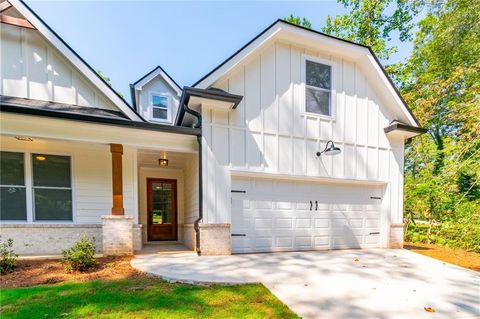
130,66,182,125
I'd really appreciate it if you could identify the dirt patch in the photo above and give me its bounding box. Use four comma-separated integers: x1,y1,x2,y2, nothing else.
1,256,146,289
405,242,480,272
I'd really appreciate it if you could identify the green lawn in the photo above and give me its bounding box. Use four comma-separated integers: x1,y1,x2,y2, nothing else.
0,277,298,319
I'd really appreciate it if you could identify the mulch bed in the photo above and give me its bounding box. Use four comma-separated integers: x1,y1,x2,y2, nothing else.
405,242,480,272
1,256,146,289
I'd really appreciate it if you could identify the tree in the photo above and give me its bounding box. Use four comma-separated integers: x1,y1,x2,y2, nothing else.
401,0,480,247
322,0,423,60
283,14,312,28
96,69,124,98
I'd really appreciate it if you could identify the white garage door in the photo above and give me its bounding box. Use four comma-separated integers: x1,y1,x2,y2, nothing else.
231,177,383,254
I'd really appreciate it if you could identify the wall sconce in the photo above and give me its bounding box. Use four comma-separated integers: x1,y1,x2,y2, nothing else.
158,152,168,166
316,140,341,157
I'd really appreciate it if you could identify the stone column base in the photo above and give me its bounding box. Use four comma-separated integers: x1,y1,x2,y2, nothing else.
102,215,133,256
133,224,143,252
199,223,231,256
389,223,404,248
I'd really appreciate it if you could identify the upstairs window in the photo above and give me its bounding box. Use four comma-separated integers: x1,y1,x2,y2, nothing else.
0,151,27,221
151,94,170,122
304,57,333,117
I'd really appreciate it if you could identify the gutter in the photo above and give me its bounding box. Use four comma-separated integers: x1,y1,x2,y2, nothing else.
178,93,203,255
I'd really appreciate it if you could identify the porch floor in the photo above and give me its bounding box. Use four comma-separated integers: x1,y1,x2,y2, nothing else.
135,243,195,256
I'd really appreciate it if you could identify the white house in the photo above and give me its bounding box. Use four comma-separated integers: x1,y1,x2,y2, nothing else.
0,0,426,256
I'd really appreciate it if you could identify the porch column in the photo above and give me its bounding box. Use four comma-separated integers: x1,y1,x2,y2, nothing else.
110,143,124,215
102,143,134,256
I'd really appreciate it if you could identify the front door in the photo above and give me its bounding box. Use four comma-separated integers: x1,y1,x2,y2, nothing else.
147,178,177,241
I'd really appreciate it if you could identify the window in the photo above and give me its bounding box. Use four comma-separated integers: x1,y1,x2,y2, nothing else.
32,154,72,221
304,58,333,117
151,94,169,121
0,152,27,221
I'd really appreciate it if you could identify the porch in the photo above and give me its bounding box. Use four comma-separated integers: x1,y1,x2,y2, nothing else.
0,109,199,256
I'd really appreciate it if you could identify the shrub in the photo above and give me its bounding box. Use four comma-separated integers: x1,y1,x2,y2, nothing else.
62,235,97,272
0,238,18,274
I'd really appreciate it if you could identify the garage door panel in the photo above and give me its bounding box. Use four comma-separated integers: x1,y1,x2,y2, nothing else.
276,237,294,248
295,202,311,211
275,218,293,228
254,237,273,249
295,219,312,228
231,177,382,253
314,236,330,247
314,219,329,228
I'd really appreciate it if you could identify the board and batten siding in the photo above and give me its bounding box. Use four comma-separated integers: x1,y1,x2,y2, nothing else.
1,136,138,224
1,23,117,110
201,41,405,242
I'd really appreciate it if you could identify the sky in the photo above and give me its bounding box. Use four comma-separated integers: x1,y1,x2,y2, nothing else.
26,0,414,100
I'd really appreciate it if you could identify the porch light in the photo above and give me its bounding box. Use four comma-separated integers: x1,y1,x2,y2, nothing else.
35,155,46,161
316,140,341,157
159,152,168,166
14,136,33,142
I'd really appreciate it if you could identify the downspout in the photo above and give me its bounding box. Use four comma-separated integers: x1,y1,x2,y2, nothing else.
181,101,203,255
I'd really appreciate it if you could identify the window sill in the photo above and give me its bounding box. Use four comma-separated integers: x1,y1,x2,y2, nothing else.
0,223,101,228
301,112,335,121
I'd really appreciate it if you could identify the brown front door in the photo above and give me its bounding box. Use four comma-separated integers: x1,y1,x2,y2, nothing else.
147,178,177,241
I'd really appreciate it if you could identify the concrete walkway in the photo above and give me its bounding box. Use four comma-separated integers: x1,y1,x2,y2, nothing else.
131,249,480,319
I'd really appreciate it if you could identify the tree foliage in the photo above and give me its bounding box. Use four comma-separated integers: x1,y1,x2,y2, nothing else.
400,0,480,250
322,0,422,59
323,0,480,251
283,14,312,28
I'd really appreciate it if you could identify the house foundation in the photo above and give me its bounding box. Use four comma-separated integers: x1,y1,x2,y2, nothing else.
389,223,404,248
198,223,231,256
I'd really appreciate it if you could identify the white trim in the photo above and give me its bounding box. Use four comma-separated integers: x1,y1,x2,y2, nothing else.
301,54,336,120
229,169,388,186
133,68,182,97
149,92,172,123
9,0,142,121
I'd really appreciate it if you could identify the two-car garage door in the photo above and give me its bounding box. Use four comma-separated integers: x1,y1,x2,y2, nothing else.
231,177,383,254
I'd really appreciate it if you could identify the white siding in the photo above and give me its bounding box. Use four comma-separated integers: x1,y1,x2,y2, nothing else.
184,153,199,225
202,41,405,242
1,24,117,110
1,136,137,224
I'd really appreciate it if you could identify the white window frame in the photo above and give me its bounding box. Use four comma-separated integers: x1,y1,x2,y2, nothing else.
301,54,336,120
150,92,171,123
0,150,75,224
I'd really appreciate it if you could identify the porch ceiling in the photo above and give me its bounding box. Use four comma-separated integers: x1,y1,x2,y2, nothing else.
137,150,195,170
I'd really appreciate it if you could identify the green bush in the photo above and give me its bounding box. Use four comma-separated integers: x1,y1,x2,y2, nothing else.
62,235,97,272
0,238,18,274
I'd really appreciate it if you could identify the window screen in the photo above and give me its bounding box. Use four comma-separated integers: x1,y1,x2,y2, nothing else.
32,154,72,221
305,60,332,116
0,152,27,221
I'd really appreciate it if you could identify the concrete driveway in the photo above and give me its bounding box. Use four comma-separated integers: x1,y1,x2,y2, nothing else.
132,249,480,319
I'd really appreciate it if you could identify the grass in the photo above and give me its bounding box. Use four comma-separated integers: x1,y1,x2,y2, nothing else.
0,276,298,319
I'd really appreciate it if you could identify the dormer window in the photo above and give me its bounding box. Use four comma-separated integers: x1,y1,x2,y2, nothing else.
303,56,335,118
151,93,170,122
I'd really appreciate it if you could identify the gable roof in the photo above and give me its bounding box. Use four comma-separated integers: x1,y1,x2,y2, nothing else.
193,19,421,127
129,65,183,111
10,0,143,121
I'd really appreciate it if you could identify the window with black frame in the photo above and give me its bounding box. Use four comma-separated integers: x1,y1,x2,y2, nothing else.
32,154,72,221
0,151,27,221
305,59,332,117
